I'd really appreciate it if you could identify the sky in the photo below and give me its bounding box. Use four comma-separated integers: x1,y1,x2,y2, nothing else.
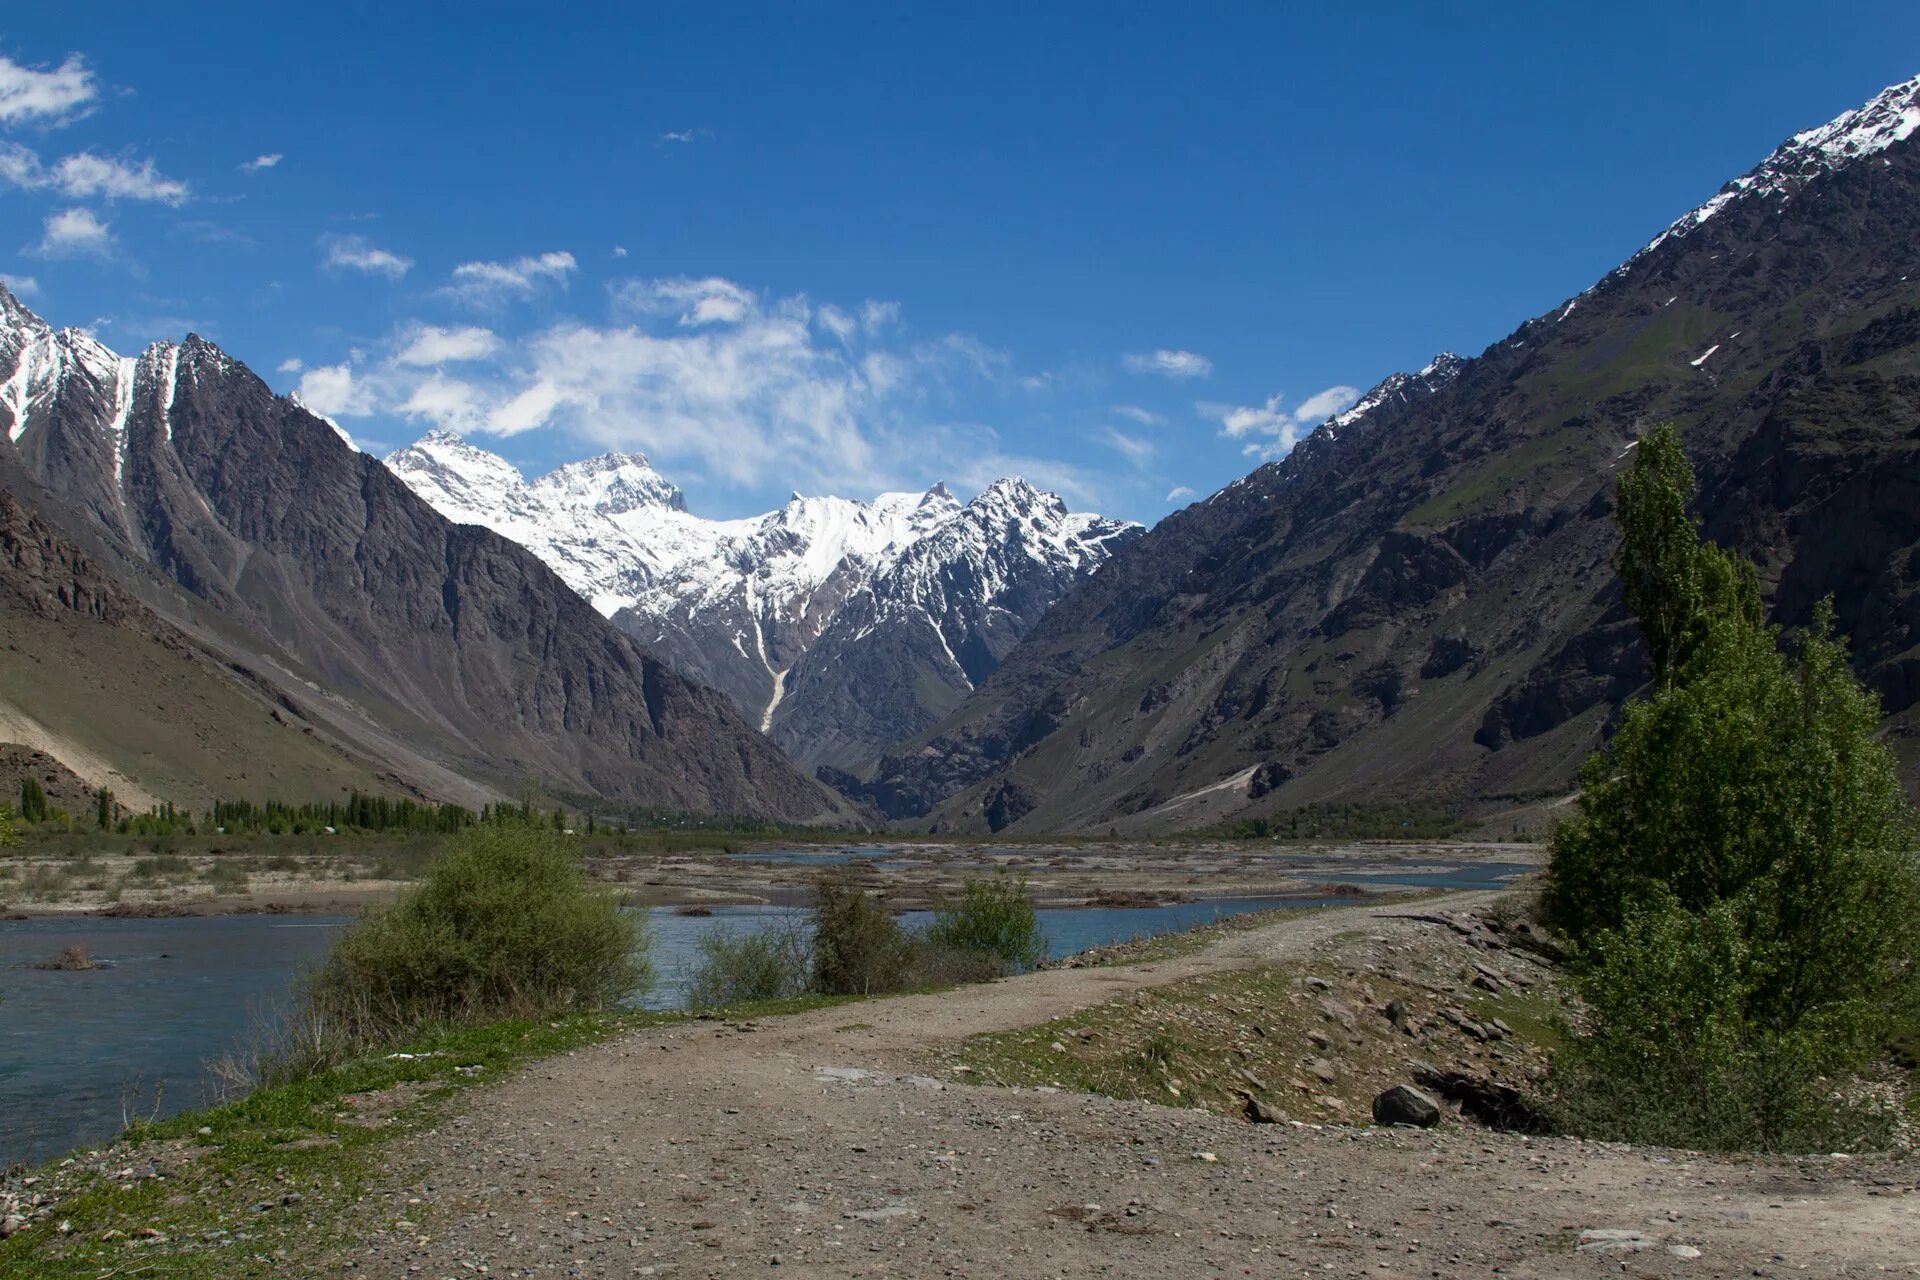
3,3,1918,525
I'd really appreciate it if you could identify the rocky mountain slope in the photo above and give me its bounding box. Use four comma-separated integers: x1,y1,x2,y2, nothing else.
0,294,857,822
867,71,1920,834
386,434,1137,773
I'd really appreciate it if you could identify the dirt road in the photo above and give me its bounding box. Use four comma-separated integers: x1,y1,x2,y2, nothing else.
340,894,1919,1278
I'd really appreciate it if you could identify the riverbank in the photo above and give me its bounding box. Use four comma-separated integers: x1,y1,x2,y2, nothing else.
0,837,1540,919
6,888,1913,1278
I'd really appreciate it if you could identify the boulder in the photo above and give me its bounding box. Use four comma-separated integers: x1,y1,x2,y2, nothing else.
1371,1084,1442,1128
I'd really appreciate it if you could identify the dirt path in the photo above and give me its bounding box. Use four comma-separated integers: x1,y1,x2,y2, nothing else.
341,894,1920,1278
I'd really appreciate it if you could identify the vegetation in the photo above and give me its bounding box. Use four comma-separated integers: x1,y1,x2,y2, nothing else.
1214,802,1468,841
810,868,918,995
925,876,1047,972
685,918,814,1008
18,776,48,823
286,821,645,1076
1544,425,1920,1151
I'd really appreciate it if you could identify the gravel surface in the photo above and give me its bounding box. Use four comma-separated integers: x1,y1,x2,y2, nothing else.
336,893,1920,1278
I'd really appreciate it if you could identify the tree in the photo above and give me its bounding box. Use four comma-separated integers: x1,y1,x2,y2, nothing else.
1544,424,1920,1149
95,786,113,831
18,778,47,825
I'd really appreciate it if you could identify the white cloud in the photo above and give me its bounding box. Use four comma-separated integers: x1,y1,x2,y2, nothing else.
611,245,628,258
0,54,96,128
309,275,1029,496
1217,383,1362,458
292,362,372,418
276,356,303,373
34,207,113,259
52,152,189,203
320,233,413,280
1124,348,1212,379
0,272,39,297
0,144,190,204
394,324,501,366
240,153,282,173
1095,425,1155,468
614,276,755,327
1112,403,1164,426
659,130,696,144
445,250,576,306
1165,485,1196,502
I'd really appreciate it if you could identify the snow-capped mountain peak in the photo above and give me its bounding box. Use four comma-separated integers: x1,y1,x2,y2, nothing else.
1640,71,1920,258
383,430,1140,768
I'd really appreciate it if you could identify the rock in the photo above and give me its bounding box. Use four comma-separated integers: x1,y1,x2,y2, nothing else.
1383,999,1411,1033
1371,1085,1442,1128
1241,1094,1285,1125
1667,1243,1703,1259
1306,1057,1338,1084
1577,1228,1657,1254
0,1214,25,1239
1410,1063,1550,1133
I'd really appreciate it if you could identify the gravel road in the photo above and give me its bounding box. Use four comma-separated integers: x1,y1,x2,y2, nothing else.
337,893,1920,1278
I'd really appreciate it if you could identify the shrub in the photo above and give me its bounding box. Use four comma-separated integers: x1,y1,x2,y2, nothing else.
206,862,250,895
1547,894,1899,1151
302,822,646,1048
685,917,812,1009
924,877,1046,972
811,868,915,996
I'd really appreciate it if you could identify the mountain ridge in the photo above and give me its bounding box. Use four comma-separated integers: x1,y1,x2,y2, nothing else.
385,431,1140,773
0,296,859,823
863,68,1920,835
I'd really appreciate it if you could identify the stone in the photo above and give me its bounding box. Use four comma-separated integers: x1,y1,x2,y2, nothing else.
1576,1228,1656,1254
1371,1085,1442,1128
1306,1057,1338,1084
1241,1094,1284,1125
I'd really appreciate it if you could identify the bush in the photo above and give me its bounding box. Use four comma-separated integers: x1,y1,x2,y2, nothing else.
686,917,812,1009
1547,894,1899,1151
302,822,646,1049
924,877,1046,972
811,868,915,996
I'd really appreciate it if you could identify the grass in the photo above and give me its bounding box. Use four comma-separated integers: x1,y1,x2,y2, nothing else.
949,926,1562,1126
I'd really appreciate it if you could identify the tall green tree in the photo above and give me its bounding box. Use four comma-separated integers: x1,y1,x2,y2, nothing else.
18,777,47,824
1544,425,1920,1149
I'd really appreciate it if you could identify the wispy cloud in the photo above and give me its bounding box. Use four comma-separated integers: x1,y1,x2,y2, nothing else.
1216,384,1362,458
1124,348,1212,379
0,54,96,128
0,272,39,297
276,356,303,373
33,207,113,259
320,233,413,280
1112,403,1165,426
292,274,1049,498
1095,425,1156,468
1165,485,1196,502
393,324,501,366
444,250,576,306
0,144,189,204
239,153,282,173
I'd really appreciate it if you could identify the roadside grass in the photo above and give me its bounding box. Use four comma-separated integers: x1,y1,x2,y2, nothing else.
0,991,861,1279
948,940,1560,1127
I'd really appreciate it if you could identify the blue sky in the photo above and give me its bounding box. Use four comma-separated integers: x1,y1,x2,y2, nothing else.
3,3,1918,524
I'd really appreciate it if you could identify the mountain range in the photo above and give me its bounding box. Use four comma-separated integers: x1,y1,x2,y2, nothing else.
384,433,1138,774
3,71,1916,836
0,294,857,822
861,71,1920,834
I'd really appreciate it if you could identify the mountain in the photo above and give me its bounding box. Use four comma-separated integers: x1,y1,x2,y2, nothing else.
0,293,857,823
385,434,1138,773
865,71,1920,834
